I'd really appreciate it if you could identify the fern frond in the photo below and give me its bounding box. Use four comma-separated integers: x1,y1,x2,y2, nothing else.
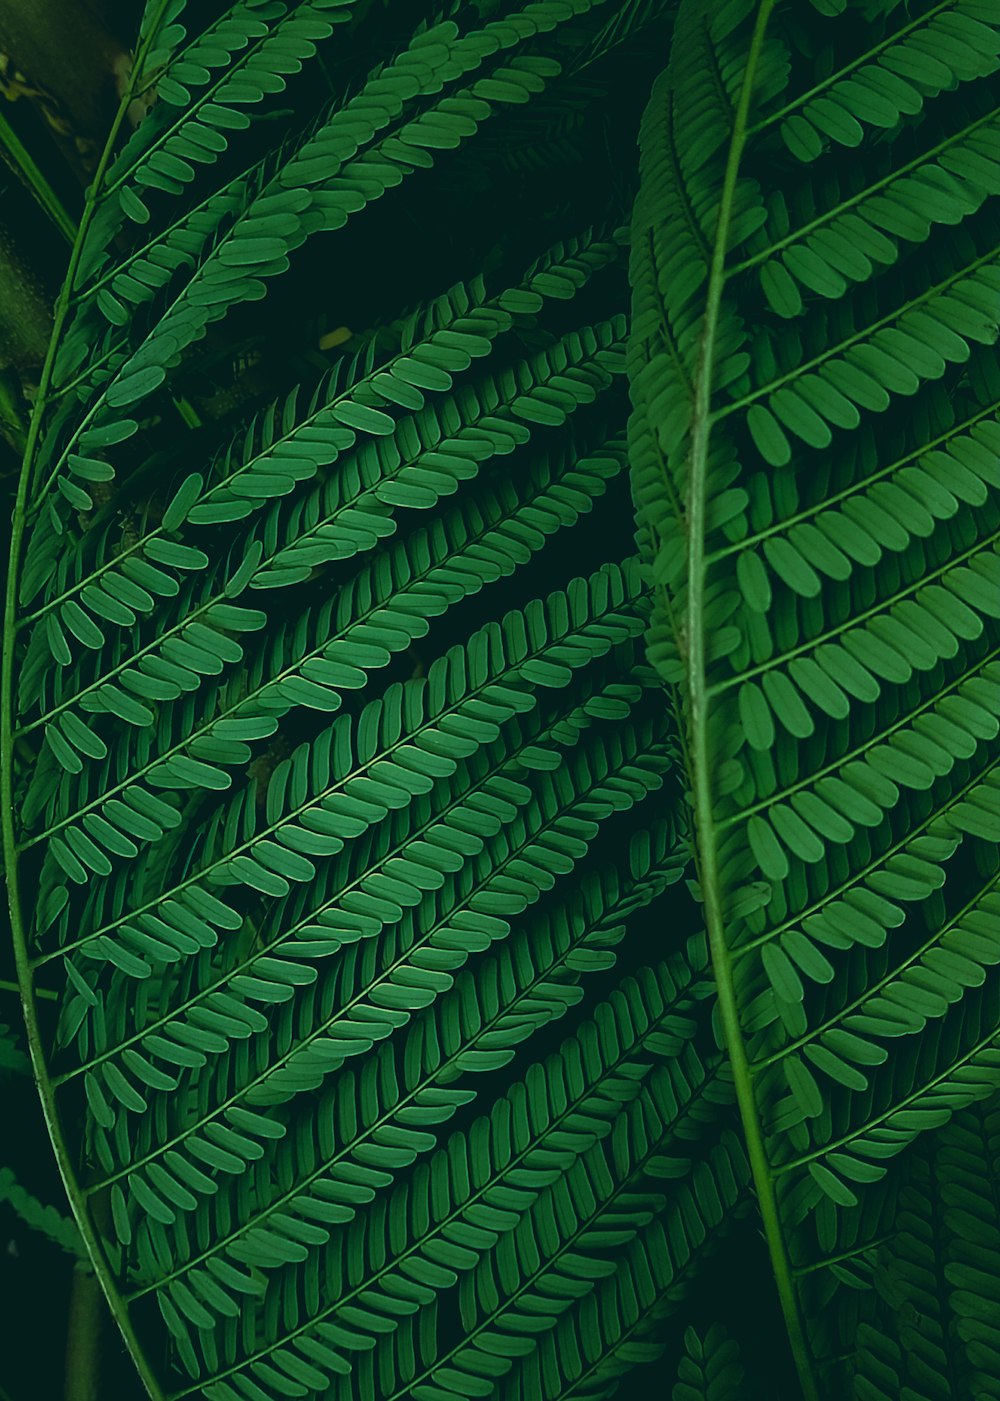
113,819,686,1284
847,1104,1000,1401
23,428,626,845
498,1134,750,1401
672,1323,746,1401
19,223,622,709
87,701,673,1197
154,957,711,1393
42,558,644,965
26,0,656,537
318,1060,731,1401
111,1,360,213
628,0,1000,1394
0,1166,85,1259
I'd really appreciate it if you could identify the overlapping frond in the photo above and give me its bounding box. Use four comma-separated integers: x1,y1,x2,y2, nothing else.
849,1099,1000,1400
155,957,713,1397
498,1135,750,1401
2,0,718,1397
628,0,1000,1393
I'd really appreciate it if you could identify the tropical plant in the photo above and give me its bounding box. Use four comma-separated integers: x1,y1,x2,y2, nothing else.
5,0,1000,1399
630,0,1000,1395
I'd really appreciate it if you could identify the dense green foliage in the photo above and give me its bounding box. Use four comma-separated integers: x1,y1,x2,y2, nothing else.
5,0,1000,1398
630,0,1000,1395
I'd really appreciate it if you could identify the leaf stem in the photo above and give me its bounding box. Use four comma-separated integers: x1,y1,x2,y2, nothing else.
0,106,77,246
0,9,177,1401
681,5,820,1399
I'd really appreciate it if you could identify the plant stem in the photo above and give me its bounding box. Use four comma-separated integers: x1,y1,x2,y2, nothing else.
682,4,821,1399
0,106,77,246
64,1268,103,1401
0,9,176,1401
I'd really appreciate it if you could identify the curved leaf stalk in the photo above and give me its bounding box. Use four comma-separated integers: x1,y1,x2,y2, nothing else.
682,4,819,1398
1,6,178,1399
